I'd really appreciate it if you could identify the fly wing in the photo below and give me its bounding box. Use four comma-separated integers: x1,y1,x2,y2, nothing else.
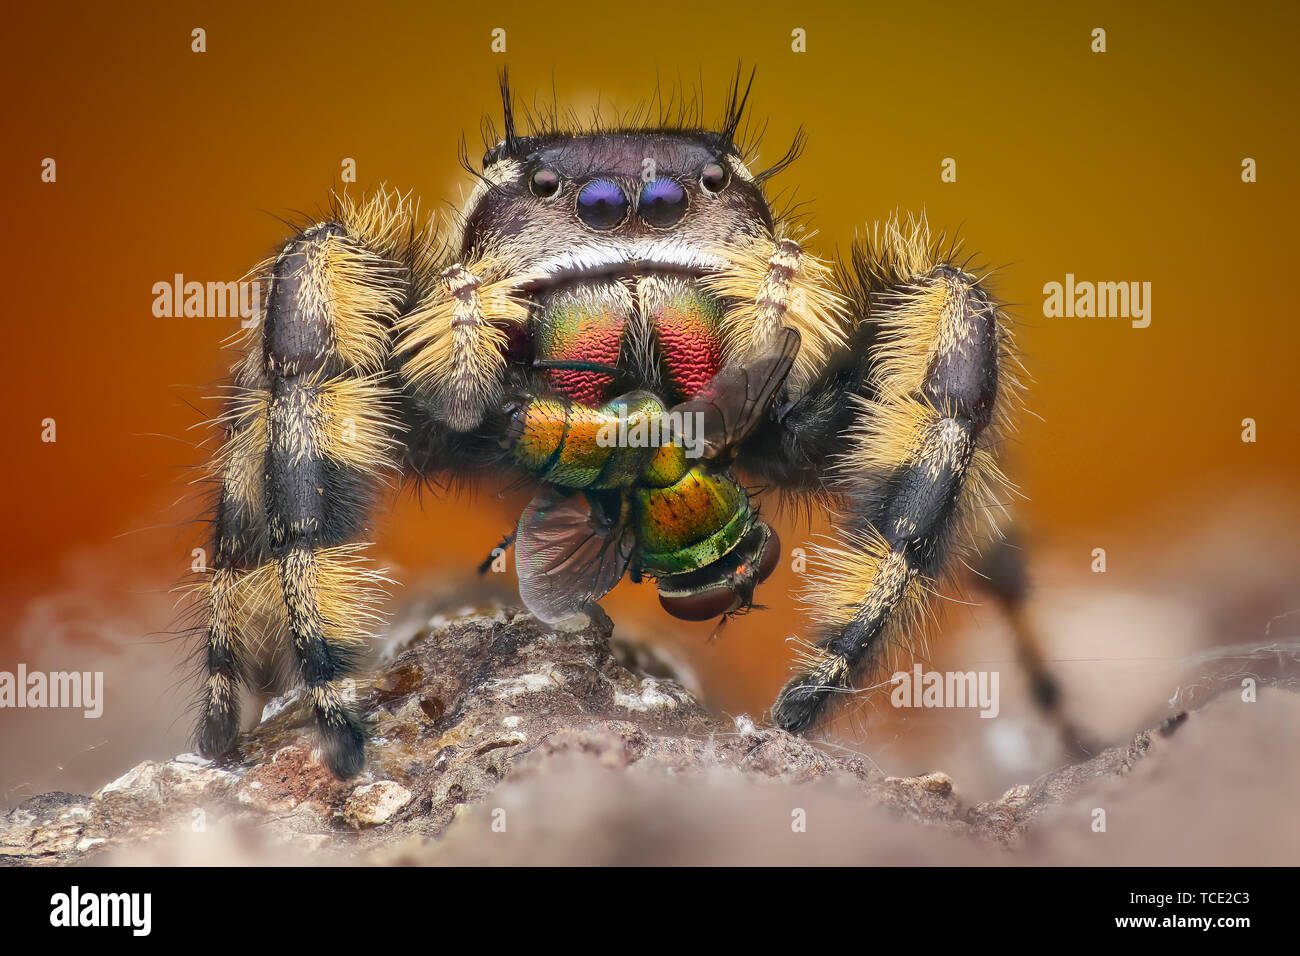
670,327,801,459
514,486,635,623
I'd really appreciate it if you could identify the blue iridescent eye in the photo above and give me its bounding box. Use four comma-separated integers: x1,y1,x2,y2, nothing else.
638,178,687,227
576,179,628,229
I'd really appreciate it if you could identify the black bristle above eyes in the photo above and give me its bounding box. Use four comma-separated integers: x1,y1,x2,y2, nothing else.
754,127,806,184
499,66,521,158
718,64,756,151
479,64,797,179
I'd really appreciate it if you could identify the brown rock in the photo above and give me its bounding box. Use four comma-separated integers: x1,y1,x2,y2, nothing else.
3,604,1295,865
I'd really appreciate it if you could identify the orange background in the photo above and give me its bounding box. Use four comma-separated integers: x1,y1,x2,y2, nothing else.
2,1,1297,797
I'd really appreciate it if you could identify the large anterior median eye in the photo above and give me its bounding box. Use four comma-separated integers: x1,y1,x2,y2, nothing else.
576,179,629,229
638,178,687,227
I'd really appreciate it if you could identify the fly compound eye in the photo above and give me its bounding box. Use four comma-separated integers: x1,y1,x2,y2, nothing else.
638,177,687,227
659,586,736,622
529,167,560,198
757,526,781,584
576,179,629,229
700,161,729,194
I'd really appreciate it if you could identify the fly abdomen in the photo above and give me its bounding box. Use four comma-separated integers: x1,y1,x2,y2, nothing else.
633,467,754,574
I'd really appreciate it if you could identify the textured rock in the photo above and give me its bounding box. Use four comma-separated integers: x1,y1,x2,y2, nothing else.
3,605,1296,865
343,781,413,828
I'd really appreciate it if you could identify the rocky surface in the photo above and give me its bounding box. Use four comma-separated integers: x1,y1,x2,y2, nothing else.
3,605,1296,865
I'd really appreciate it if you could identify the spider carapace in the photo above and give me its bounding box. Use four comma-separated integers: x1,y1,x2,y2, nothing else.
194,73,1032,778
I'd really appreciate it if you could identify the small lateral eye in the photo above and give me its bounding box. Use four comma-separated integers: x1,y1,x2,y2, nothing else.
530,167,560,198
700,161,729,193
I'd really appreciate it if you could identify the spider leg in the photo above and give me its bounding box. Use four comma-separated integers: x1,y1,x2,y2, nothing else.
703,228,848,395
197,192,419,777
756,217,1020,734
196,384,270,761
972,530,1094,758
395,255,536,431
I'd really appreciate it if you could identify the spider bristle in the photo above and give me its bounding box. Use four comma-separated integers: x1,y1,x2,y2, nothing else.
477,64,799,186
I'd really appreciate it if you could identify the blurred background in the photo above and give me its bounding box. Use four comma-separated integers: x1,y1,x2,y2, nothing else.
2,1,1298,807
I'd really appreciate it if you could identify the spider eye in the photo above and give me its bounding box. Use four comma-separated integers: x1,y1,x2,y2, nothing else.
700,161,729,193
576,179,629,230
530,167,560,198
638,178,687,227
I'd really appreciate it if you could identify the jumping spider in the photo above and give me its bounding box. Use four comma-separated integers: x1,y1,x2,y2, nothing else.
194,73,1046,778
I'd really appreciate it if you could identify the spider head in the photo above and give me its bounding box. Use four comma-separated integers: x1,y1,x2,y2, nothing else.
458,131,774,286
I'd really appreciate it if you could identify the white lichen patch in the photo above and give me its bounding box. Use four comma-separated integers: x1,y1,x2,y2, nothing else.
343,780,413,828
503,715,522,728
551,612,592,634
260,689,302,723
486,670,561,698
95,761,158,800
173,752,211,767
162,757,238,796
614,678,680,712
426,613,452,632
